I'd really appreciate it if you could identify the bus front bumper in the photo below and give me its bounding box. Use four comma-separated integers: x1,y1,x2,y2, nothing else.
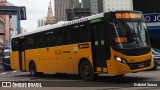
107,58,154,75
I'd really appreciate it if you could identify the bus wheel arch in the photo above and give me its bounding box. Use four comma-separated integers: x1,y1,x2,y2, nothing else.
29,60,43,77
78,58,95,81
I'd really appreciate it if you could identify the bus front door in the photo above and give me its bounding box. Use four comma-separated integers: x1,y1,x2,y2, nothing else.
91,22,111,72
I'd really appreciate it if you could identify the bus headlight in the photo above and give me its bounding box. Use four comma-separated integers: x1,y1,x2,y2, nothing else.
116,57,122,62
115,56,128,65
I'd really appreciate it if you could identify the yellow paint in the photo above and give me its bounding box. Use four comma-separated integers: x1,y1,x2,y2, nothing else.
22,52,26,71
10,51,20,71
96,67,101,72
11,43,93,74
103,68,107,73
10,42,153,76
107,48,153,75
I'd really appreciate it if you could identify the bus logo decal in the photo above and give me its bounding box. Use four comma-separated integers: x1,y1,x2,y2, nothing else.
78,43,90,49
73,47,78,51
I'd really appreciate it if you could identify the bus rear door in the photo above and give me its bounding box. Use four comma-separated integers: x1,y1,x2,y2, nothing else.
18,36,26,71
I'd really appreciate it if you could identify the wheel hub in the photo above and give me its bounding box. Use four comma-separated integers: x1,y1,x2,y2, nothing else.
84,65,90,76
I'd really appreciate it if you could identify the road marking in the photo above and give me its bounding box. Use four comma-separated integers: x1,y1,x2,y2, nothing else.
0,72,8,75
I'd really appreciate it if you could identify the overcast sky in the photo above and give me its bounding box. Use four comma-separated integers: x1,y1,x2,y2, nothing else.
7,0,55,32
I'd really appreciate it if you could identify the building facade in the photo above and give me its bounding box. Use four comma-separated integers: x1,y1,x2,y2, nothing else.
0,2,6,49
103,0,133,12
66,8,91,20
54,0,79,23
38,1,56,28
81,0,133,14
81,0,99,14
37,17,47,28
46,1,55,25
0,15,5,49
133,0,160,14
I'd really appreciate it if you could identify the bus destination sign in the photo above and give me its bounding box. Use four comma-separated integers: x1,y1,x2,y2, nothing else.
115,13,141,19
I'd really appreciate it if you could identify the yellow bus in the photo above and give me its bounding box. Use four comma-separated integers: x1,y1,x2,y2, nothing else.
11,11,154,80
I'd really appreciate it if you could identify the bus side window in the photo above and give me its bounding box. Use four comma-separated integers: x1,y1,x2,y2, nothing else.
79,22,91,42
71,25,76,43
63,26,71,45
54,29,63,46
11,39,16,51
77,24,84,43
51,31,56,46
12,38,19,51
33,34,39,49
60,28,65,45
39,32,45,48
45,30,56,47
27,35,34,49
71,24,85,43
46,31,50,47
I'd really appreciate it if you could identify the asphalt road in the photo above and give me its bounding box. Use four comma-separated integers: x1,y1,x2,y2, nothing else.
0,66,160,90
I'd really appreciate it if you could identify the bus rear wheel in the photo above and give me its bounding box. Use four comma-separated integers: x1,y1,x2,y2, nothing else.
29,62,43,77
79,61,95,81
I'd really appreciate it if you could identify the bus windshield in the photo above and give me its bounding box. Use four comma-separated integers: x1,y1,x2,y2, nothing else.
112,21,150,49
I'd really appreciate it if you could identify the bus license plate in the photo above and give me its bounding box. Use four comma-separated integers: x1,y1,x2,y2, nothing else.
138,63,145,68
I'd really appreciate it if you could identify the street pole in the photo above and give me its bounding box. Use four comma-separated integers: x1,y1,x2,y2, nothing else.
17,11,21,34
72,0,75,20
72,8,75,20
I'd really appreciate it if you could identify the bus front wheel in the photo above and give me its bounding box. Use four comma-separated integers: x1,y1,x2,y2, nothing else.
79,60,95,81
29,62,43,77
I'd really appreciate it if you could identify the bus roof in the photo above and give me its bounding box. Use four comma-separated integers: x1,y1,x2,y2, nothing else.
11,13,104,39
11,10,142,39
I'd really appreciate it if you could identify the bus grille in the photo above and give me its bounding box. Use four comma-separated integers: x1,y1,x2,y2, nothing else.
128,60,151,70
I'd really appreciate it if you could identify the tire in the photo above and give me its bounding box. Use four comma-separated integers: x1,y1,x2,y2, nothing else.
29,62,43,77
79,60,95,81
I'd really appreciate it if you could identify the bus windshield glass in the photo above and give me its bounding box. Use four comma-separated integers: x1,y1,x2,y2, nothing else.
112,21,150,49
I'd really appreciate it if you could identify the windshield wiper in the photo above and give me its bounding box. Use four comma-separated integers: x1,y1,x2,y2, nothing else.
112,23,123,49
137,20,142,33
137,21,144,43
131,22,139,46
